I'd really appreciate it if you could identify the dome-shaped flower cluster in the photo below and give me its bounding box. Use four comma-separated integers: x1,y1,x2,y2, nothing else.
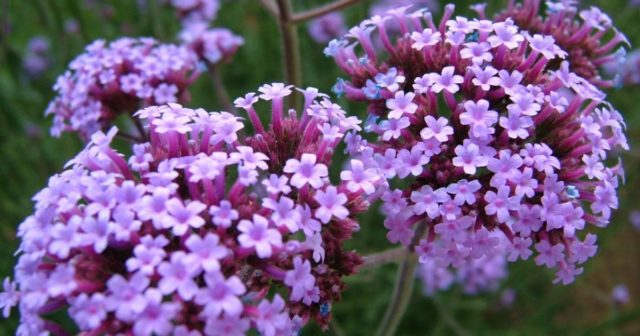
4,84,376,335
491,0,629,88
328,4,628,284
179,22,244,65
46,37,200,139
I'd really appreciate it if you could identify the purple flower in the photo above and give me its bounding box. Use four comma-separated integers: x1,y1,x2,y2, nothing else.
195,271,245,317
46,38,199,139
386,91,418,119
164,199,207,236
314,186,349,224
428,66,464,93
69,293,108,330
254,295,290,336
209,200,239,228
185,233,228,272
157,252,200,300
341,159,381,194
308,12,347,43
612,284,630,305
106,273,149,321
283,153,328,189
237,214,283,258
0,278,19,318
134,289,179,336
284,257,316,302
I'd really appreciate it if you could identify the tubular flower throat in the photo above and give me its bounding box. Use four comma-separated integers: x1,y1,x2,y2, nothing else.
328,4,628,285
4,85,378,335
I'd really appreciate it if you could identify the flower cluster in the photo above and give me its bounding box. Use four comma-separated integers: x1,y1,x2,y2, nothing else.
3,84,376,334
23,36,50,77
169,0,220,25
179,22,244,66
46,37,200,139
328,4,628,284
613,48,640,86
308,13,347,44
491,0,629,88
417,232,508,295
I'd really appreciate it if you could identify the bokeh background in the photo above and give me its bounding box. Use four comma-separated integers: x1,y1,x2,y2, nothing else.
1,0,639,334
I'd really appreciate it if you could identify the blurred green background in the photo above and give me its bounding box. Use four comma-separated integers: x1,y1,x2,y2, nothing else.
1,0,639,334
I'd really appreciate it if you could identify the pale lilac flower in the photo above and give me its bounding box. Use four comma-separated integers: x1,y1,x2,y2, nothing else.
284,257,316,302
283,154,328,189
185,233,228,272
421,116,453,142
314,186,349,224
196,271,245,317
157,252,200,300
209,200,239,228
237,214,283,258
428,66,464,93
340,159,380,194
386,91,418,119
133,289,179,336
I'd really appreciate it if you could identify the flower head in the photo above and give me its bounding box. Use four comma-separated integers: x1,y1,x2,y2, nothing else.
329,4,628,285
7,85,377,333
46,38,199,139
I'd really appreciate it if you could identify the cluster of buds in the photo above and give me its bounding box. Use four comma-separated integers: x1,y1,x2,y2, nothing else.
328,3,628,284
490,0,629,88
3,84,379,334
179,22,244,66
46,37,200,139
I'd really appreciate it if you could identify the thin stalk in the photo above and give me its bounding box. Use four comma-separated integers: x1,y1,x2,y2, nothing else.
290,0,364,24
360,247,406,271
374,252,418,336
275,0,302,110
432,297,472,336
207,64,234,113
259,0,279,16
330,317,347,336
375,221,428,336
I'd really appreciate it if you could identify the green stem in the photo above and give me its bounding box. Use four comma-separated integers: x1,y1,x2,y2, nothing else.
207,64,234,113
275,0,302,110
290,0,365,24
360,247,406,271
375,221,428,336
432,297,472,336
375,252,418,336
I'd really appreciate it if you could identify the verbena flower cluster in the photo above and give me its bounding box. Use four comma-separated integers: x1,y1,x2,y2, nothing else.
23,36,50,77
179,22,244,66
328,3,628,284
170,0,220,25
491,0,629,88
308,13,347,44
46,37,200,139
3,84,377,334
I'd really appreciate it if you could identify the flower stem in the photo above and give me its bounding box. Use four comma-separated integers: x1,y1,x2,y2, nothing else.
207,64,233,113
374,221,428,336
275,0,302,110
360,247,406,271
374,251,418,336
290,0,365,24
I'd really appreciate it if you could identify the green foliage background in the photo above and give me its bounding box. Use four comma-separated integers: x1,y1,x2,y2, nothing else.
0,0,639,334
